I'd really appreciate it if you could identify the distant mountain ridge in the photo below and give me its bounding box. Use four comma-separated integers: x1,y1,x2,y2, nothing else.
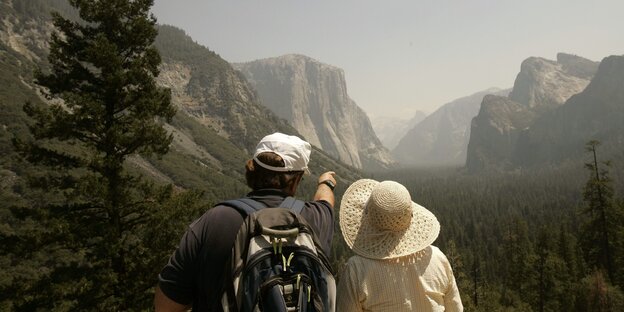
371,111,426,150
466,53,611,172
393,88,510,167
234,54,395,170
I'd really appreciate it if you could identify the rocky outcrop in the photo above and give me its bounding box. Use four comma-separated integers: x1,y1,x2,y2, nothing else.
234,54,394,169
465,95,536,171
514,55,624,166
466,54,599,172
508,53,598,109
393,88,509,167
154,26,296,152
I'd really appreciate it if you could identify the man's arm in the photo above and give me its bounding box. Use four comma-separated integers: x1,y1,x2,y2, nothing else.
154,219,204,311
154,285,191,312
314,171,336,207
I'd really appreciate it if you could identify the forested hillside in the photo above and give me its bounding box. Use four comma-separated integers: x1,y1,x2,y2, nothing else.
370,153,624,311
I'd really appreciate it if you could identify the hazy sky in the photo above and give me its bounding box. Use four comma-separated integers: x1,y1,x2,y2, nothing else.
151,0,624,119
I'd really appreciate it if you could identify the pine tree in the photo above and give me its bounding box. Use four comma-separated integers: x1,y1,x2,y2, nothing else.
556,224,584,311
500,217,535,307
16,0,190,310
533,227,568,312
576,271,624,312
580,140,622,285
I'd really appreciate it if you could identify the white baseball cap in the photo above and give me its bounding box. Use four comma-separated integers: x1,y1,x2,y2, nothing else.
253,132,311,175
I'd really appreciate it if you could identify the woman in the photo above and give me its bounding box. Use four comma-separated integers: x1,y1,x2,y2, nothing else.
337,179,463,312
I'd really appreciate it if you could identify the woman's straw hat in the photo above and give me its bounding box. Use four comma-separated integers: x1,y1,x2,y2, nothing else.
339,179,440,259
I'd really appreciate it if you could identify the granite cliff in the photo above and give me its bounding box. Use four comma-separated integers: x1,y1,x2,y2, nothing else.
234,54,394,170
514,55,624,167
466,53,599,171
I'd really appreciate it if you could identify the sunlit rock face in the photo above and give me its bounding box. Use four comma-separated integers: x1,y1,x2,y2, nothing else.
514,55,624,167
508,53,597,109
234,54,394,170
466,53,600,172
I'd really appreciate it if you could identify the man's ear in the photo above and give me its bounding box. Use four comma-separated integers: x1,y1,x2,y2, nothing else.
284,173,304,196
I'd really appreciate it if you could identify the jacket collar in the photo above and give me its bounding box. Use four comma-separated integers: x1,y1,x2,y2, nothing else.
246,188,290,199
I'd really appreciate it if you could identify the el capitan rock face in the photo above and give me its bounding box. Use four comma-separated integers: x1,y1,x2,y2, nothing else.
234,54,394,170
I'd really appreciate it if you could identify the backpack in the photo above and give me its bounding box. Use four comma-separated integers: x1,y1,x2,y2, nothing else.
219,197,336,312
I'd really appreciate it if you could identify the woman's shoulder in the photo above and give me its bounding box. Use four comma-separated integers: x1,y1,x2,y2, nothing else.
429,245,450,260
429,245,443,255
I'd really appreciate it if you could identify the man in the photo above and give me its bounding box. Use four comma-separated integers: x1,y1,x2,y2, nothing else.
336,179,463,311
155,132,337,311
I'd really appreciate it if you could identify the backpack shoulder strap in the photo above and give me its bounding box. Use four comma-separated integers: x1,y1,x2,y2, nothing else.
281,196,305,214
218,196,305,217
218,198,266,217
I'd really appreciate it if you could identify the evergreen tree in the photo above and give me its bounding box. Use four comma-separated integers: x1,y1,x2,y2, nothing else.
576,271,624,312
13,0,193,310
617,198,624,287
580,140,622,285
556,224,584,311
499,217,535,307
533,227,567,312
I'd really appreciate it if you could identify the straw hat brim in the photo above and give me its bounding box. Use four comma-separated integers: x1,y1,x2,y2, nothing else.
339,179,440,260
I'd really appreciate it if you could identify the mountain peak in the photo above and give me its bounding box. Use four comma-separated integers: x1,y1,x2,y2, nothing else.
556,52,599,79
509,54,597,109
234,55,394,169
239,54,341,72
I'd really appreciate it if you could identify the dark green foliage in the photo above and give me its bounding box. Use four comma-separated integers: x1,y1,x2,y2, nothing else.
500,217,535,305
373,153,623,311
3,0,207,310
155,25,228,74
574,271,624,312
533,227,568,312
580,141,624,289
